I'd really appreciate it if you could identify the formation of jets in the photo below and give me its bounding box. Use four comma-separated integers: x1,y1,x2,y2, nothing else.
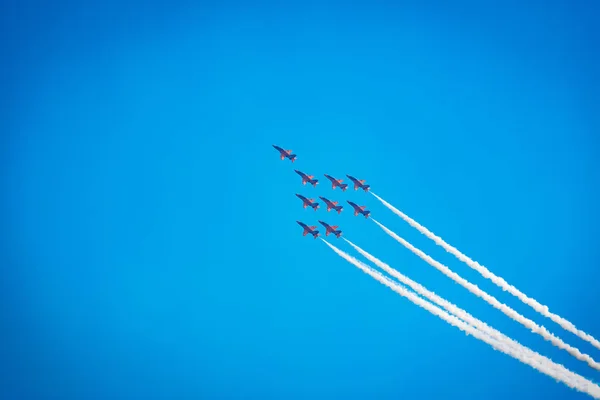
274,144,371,239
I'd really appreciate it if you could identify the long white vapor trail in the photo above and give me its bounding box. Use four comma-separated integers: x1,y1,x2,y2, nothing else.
343,238,595,386
371,218,600,372
321,239,600,399
371,192,600,352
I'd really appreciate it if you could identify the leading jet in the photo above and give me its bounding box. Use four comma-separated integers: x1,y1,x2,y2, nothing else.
346,175,370,192
324,174,348,191
319,196,343,214
296,194,319,211
295,170,318,187
347,201,371,218
297,221,320,238
318,221,342,238
272,145,297,162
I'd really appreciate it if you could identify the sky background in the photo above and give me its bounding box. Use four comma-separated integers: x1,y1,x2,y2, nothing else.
2,1,600,399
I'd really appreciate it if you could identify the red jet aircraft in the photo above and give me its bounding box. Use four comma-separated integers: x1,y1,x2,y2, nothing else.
324,174,348,191
347,201,371,218
295,170,318,187
296,194,319,211
297,221,320,238
272,145,297,162
319,196,343,214
346,175,370,192
318,220,342,238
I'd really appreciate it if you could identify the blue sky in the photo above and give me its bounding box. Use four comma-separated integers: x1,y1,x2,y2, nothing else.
2,1,599,399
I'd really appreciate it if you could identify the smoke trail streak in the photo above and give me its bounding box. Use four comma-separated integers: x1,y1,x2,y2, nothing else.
343,238,594,386
371,192,600,351
372,218,600,372
321,239,600,398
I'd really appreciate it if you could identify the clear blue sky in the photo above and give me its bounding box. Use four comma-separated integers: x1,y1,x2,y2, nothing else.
2,1,599,399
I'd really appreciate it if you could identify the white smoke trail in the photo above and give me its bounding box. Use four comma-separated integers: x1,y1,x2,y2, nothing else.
371,192,600,351
321,239,600,399
371,218,600,372
343,238,595,386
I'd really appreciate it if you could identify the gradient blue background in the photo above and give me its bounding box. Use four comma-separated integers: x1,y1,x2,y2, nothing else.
2,1,599,399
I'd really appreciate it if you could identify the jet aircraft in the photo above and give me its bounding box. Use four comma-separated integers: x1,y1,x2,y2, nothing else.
272,145,297,162
318,221,342,238
347,201,371,218
296,194,319,211
295,170,318,187
324,174,348,191
297,221,319,238
346,175,370,192
319,197,343,214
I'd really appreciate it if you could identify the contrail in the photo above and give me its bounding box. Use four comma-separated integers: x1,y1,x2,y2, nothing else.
371,192,600,352
343,238,594,385
371,218,600,372
321,239,600,399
